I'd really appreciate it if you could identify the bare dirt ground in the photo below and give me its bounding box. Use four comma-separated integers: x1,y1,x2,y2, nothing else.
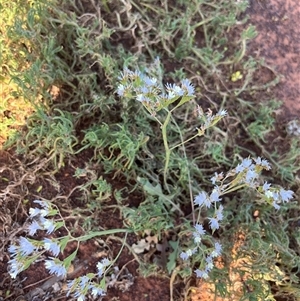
0,1,299,301
247,0,300,117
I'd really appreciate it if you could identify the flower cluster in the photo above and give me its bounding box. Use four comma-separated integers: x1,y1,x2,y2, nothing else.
260,182,294,210
8,200,63,279
67,258,110,301
204,157,294,210
180,157,294,279
194,190,223,231
180,222,223,279
195,242,222,279
27,200,58,235
197,107,228,129
117,58,195,114
7,200,111,300
234,157,270,186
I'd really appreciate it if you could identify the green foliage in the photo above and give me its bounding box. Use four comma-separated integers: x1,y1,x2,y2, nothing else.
2,0,299,300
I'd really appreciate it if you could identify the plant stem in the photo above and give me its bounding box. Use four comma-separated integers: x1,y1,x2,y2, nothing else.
170,132,200,151
170,114,195,225
75,228,132,242
162,109,172,192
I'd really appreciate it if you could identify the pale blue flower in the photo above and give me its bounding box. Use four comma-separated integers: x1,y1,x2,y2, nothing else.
195,268,209,279
165,83,176,91
279,188,293,202
43,238,60,256
218,109,227,117
96,258,110,277
204,116,213,128
136,94,143,102
235,163,244,173
45,259,67,277
8,245,18,257
193,224,205,243
210,172,218,184
33,200,50,209
19,237,35,256
210,190,221,203
180,248,196,260
254,156,262,165
158,93,168,102
208,217,219,230
118,68,133,80
43,219,56,234
194,223,206,235
236,158,252,173
194,191,206,206
181,79,195,96
211,242,222,257
133,69,141,78
255,157,271,170
272,192,279,201
193,232,202,244
265,190,273,198
167,91,176,99
139,86,149,94
262,182,271,192
261,159,271,170
28,220,42,236
8,258,24,278
79,275,90,289
205,255,214,271
180,251,189,260
67,279,76,295
136,94,150,102
91,285,106,297
73,291,86,301
29,206,49,218
116,84,126,96
194,191,211,208
245,169,257,183
272,201,280,210
29,207,43,217
173,85,184,96
144,76,157,87
98,258,110,268
241,158,253,168
216,205,224,221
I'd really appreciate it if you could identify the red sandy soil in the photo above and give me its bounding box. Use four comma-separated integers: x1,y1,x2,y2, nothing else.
247,0,300,117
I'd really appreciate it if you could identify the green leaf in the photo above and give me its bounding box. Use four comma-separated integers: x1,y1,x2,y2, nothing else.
137,177,182,213
137,177,163,196
54,221,64,231
59,236,70,253
157,95,181,111
100,277,106,289
173,95,194,110
63,249,77,269
167,240,179,274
